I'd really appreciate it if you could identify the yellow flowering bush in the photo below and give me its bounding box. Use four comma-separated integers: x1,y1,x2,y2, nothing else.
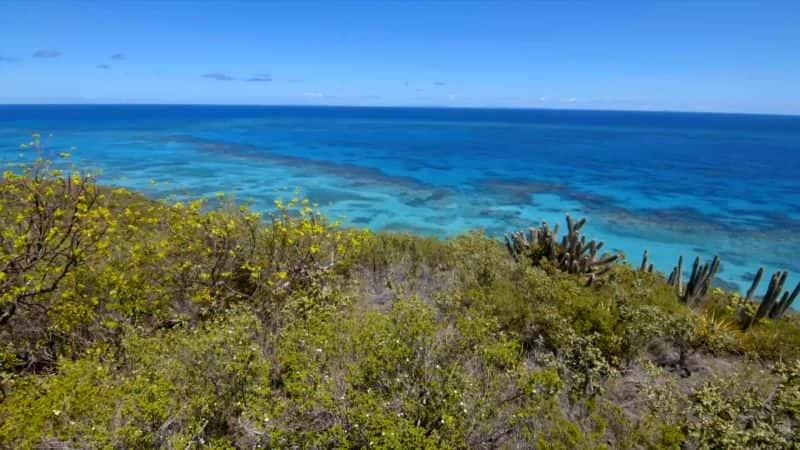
0,136,366,374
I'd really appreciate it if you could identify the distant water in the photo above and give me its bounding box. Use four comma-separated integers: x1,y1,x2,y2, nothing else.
1,105,799,294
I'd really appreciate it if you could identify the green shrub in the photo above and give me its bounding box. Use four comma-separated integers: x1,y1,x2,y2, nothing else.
0,306,270,448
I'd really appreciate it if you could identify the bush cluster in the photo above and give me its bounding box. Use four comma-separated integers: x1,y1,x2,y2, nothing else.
2,141,799,448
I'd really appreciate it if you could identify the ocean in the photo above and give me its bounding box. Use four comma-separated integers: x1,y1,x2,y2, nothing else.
1,104,798,294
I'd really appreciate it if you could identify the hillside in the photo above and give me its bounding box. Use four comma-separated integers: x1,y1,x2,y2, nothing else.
1,145,799,449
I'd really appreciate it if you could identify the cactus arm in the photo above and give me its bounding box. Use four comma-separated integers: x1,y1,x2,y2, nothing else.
777,281,800,318
745,267,764,301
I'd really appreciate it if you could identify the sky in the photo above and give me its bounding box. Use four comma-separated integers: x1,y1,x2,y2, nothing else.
1,1,799,114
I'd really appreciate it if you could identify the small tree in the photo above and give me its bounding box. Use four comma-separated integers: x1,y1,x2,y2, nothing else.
0,135,110,369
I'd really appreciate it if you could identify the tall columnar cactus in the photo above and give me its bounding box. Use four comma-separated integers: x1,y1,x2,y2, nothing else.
744,267,764,302
667,255,684,292
640,250,654,273
507,215,798,322
683,255,720,306
505,214,619,285
742,268,800,329
663,254,719,305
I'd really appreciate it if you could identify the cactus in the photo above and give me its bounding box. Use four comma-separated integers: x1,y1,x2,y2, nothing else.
667,255,684,293
742,269,799,329
664,254,719,305
639,250,654,273
505,214,619,285
507,215,798,323
683,255,720,306
744,267,764,302
776,281,800,318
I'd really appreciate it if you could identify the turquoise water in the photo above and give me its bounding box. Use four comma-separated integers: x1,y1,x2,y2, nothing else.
1,105,799,293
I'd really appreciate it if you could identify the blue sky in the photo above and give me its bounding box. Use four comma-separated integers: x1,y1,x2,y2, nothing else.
1,1,799,114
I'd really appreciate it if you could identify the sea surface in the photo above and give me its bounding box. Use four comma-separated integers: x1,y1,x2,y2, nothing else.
1,105,799,294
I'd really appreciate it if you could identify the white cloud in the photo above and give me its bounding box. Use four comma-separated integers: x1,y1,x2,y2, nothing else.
303,92,324,98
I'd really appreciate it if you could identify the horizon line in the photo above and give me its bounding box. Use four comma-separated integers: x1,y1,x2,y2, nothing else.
1,102,798,118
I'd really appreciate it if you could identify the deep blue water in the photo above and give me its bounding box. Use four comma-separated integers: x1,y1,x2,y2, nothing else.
1,105,799,294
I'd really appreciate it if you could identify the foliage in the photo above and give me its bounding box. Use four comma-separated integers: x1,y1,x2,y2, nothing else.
1,142,800,448
1,306,269,448
0,140,366,374
505,215,619,285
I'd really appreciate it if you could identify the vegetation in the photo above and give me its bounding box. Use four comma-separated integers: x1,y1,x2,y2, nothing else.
505,215,619,286
2,137,800,448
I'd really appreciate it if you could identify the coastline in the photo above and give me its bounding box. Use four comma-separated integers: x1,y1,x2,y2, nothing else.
1,105,798,295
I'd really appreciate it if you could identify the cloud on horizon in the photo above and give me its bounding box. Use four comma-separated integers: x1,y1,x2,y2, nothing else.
302,92,324,98
33,49,61,58
0,56,20,62
202,72,235,81
97,64,111,69
433,81,446,86
247,73,272,82
110,53,126,60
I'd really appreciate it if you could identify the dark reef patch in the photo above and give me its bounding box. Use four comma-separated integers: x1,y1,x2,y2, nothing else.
402,189,452,208
302,187,369,205
402,158,452,171
350,216,372,225
158,135,457,204
475,177,565,204
477,208,522,222
741,271,759,282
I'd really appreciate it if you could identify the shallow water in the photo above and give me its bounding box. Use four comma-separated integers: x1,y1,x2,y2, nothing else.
1,105,799,295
